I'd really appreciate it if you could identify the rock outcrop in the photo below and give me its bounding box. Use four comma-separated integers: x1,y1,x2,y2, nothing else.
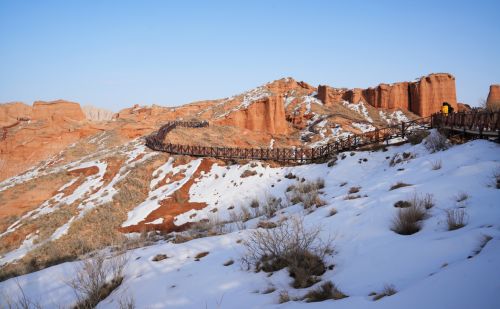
215,95,289,134
0,102,32,126
32,100,86,122
486,84,500,111
82,105,115,121
318,73,457,117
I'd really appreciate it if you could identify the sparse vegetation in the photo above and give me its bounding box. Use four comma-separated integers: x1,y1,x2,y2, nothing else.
68,251,128,309
194,251,209,261
242,217,331,289
278,290,291,303
425,131,449,153
152,254,168,262
446,209,468,231
389,182,412,191
304,281,347,302
327,208,338,217
407,130,429,145
241,170,257,178
455,192,469,203
372,284,397,301
287,179,326,209
431,159,442,170
223,259,234,266
391,199,428,235
348,186,360,194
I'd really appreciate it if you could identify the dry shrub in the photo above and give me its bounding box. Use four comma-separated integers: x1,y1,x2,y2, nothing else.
288,179,326,209
348,186,360,194
242,217,331,289
394,200,412,208
446,209,468,231
250,199,259,208
391,202,427,235
223,259,234,266
304,281,347,302
152,254,168,262
257,220,278,229
1,281,43,309
263,196,284,218
241,170,257,178
373,284,397,301
389,182,412,191
455,192,469,203
68,251,128,309
407,130,429,145
327,208,338,217
431,159,442,170
278,290,291,303
344,194,361,200
493,169,500,189
425,131,450,153
194,251,209,261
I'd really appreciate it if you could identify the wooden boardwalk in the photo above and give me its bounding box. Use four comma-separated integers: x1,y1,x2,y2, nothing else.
145,112,499,164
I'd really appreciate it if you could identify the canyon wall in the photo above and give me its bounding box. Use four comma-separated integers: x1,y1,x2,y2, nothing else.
318,73,457,117
215,96,289,134
486,84,500,111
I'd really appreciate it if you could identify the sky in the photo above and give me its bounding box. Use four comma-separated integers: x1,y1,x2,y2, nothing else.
0,0,499,111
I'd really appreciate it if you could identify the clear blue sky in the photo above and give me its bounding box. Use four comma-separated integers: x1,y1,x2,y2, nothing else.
1,0,499,111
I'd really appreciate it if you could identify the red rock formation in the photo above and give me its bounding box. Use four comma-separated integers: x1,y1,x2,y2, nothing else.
317,73,457,117
486,84,500,111
0,102,32,126
32,100,86,122
215,95,290,134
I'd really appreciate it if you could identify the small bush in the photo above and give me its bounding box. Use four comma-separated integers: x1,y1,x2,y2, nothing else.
394,200,412,208
455,192,469,203
407,130,429,145
223,259,234,266
446,209,468,231
250,199,259,209
391,203,427,235
194,251,209,261
348,186,360,194
344,194,361,200
373,284,397,301
304,281,347,302
242,217,331,289
241,170,257,178
278,290,291,303
284,172,296,179
287,179,326,209
257,220,278,229
68,252,128,309
263,196,284,218
389,182,412,191
425,131,449,153
327,208,338,217
152,254,168,262
431,159,442,170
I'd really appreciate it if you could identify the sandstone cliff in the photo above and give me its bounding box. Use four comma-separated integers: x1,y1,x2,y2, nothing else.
82,105,115,121
32,100,86,122
318,73,457,117
486,84,500,111
215,95,290,134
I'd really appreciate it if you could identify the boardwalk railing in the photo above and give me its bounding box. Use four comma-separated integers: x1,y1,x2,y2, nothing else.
145,111,499,164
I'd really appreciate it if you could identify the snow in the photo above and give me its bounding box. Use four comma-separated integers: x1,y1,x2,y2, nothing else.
342,101,373,123
0,233,38,266
380,110,410,125
1,137,500,308
122,158,203,227
352,122,376,133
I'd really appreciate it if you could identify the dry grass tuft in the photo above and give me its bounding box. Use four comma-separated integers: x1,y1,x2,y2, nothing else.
304,281,347,302
391,202,427,235
372,284,397,301
389,182,412,191
446,209,468,231
242,217,331,289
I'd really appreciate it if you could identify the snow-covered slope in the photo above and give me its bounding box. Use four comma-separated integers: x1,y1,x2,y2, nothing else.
1,134,499,308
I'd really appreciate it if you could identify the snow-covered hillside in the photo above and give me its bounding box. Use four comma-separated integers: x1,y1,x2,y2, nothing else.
0,133,499,308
